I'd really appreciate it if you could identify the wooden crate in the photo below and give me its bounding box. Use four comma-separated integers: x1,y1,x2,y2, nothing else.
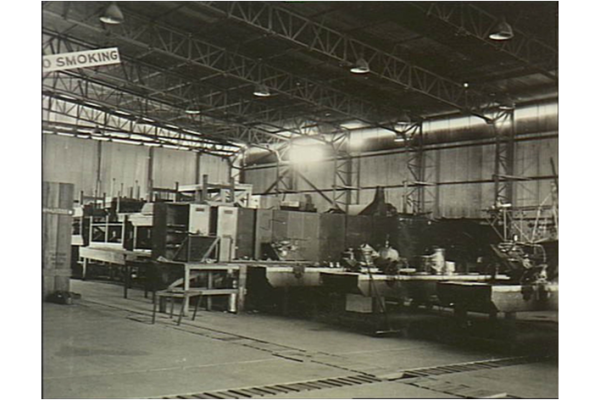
42,182,74,298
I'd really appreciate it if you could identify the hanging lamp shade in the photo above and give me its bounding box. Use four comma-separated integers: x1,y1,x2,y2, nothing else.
498,96,516,110
185,103,201,115
100,2,125,25
489,19,514,40
396,112,412,126
350,58,370,74
253,84,271,97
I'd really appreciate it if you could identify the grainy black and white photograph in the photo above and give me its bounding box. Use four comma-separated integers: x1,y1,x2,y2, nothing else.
37,1,564,398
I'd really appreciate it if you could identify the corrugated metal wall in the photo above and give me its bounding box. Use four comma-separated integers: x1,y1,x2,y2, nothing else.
42,135,98,195
43,135,231,198
243,135,558,218
199,153,231,184
152,147,197,188
100,142,150,196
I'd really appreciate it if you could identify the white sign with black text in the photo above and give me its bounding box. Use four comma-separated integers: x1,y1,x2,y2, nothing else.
43,47,121,73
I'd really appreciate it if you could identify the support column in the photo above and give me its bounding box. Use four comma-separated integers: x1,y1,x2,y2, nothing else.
404,121,436,215
491,110,516,239
236,265,247,313
331,130,358,212
95,140,103,198
146,147,154,201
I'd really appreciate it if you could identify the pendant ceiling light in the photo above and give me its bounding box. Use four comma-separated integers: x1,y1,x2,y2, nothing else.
253,84,271,97
395,112,412,129
100,2,125,25
489,18,514,41
185,103,201,115
350,58,370,74
498,96,516,110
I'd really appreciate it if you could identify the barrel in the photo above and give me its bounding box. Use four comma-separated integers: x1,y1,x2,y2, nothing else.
42,182,74,299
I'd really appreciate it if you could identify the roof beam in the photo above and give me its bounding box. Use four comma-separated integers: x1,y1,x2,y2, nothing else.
195,1,497,119
43,71,294,147
42,38,310,147
43,86,239,150
408,2,558,81
42,5,403,135
43,93,237,156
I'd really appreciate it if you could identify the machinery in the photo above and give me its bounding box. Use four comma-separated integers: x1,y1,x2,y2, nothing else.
436,195,559,319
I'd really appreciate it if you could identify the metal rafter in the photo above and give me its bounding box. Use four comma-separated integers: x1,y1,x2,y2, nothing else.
412,2,558,81
42,6,397,134
42,32,300,145
195,1,498,119
43,72,249,147
43,91,238,156
43,66,301,148
43,97,214,148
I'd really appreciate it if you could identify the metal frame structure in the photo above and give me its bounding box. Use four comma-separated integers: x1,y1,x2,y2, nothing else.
196,1,502,119
491,109,516,208
41,2,557,206
398,121,436,216
42,6,405,141
331,130,360,212
413,2,558,81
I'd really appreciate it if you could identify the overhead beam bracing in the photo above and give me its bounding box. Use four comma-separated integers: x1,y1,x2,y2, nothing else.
42,5,407,140
195,1,500,119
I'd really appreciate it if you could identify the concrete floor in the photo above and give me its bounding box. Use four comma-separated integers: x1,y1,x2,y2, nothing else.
42,280,558,399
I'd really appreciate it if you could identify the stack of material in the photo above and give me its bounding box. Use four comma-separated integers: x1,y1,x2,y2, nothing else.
42,182,74,299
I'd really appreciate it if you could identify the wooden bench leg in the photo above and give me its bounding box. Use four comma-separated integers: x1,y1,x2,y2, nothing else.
169,296,175,319
192,295,202,321
152,296,158,324
177,294,188,326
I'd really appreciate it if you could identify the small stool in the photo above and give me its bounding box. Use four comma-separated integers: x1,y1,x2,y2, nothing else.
152,290,203,326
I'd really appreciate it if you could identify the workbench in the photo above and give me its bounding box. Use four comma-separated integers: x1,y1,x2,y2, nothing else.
79,245,152,298
156,260,247,315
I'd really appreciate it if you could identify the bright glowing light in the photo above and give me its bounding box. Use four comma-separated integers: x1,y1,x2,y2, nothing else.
350,58,370,74
289,145,325,163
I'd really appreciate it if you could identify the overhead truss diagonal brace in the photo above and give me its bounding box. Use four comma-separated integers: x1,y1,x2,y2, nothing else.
43,92,238,156
197,1,498,118
42,7,394,131
42,72,255,149
43,66,299,147
42,33,302,146
414,2,558,81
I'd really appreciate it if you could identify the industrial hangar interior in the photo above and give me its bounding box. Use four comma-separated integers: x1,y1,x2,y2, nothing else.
39,1,562,399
